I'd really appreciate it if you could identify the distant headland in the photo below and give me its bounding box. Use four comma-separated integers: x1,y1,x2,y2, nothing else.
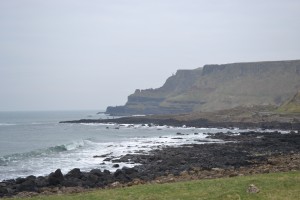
106,60,300,116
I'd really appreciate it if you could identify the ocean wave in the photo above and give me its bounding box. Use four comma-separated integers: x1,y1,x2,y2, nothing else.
0,123,17,126
79,123,106,126
30,122,54,125
0,140,91,166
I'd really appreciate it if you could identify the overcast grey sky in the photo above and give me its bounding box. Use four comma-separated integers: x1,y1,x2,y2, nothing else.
0,0,299,111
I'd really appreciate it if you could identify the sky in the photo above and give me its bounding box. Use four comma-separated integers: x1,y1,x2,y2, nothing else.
0,0,299,111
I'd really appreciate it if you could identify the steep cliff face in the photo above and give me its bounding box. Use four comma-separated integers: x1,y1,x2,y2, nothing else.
106,60,300,115
106,69,203,115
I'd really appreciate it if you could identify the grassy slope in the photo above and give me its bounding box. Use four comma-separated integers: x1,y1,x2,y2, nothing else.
277,92,300,113
24,171,300,200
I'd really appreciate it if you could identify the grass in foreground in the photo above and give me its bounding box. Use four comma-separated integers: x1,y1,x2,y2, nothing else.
23,171,300,200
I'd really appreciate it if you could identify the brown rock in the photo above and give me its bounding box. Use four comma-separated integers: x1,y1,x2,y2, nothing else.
111,181,121,188
247,184,260,193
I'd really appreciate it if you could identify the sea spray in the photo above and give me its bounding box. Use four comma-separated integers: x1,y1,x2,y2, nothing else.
0,111,288,181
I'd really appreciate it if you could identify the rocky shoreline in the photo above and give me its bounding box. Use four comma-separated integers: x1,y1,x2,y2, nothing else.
61,117,300,130
1,130,300,198
61,106,300,130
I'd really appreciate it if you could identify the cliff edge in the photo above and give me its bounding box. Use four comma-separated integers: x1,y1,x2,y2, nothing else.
106,60,300,115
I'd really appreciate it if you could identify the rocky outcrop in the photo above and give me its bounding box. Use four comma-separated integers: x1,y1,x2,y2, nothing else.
106,60,300,115
1,131,300,198
106,69,203,115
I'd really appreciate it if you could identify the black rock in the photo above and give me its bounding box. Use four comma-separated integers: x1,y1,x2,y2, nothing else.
48,169,64,186
90,169,102,176
82,174,99,188
122,167,138,176
65,168,82,179
0,187,8,196
17,179,37,192
2,130,300,197
35,176,48,187
63,178,82,187
114,169,131,183
114,169,123,177
113,164,120,168
15,177,26,184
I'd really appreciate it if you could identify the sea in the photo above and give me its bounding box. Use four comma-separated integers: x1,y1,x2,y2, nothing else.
0,110,275,181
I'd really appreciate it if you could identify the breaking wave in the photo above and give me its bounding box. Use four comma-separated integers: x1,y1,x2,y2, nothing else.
0,123,17,126
0,140,91,166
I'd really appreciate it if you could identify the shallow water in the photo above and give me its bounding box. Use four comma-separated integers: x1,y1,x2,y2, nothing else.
0,110,277,181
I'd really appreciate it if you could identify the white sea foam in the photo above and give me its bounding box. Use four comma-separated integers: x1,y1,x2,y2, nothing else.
0,127,227,181
0,123,16,126
0,123,290,181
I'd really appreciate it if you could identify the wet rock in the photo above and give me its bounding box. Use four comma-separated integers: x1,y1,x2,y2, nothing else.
65,168,82,179
17,179,37,192
90,169,102,176
0,187,8,196
62,178,82,187
48,169,64,186
82,174,99,188
113,164,120,168
1,131,300,198
15,177,26,184
122,167,138,175
93,153,112,158
0,183,6,187
36,176,47,187
114,169,132,183
104,158,112,161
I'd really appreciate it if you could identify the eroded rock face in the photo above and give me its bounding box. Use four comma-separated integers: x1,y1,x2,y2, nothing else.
106,60,300,115
106,69,203,115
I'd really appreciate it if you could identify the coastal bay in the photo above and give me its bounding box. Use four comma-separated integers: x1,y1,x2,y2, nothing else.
1,126,299,197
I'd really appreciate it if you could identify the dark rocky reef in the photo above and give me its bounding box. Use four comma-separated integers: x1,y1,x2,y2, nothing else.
1,131,300,198
62,105,300,130
106,60,300,116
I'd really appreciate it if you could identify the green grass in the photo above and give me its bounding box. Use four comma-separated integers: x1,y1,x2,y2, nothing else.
277,92,300,113
277,102,300,113
23,171,300,200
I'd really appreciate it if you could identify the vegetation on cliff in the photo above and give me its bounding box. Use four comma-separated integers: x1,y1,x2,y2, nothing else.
106,60,300,115
277,91,300,113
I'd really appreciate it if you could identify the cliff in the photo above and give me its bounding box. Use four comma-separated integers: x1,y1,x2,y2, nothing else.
106,60,300,115
277,91,300,113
